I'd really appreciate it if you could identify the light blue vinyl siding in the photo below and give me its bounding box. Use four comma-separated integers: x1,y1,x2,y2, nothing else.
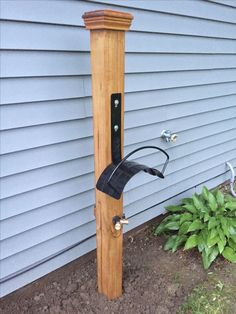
1,0,236,297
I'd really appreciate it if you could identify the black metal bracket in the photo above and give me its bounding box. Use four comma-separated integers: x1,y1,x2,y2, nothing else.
111,93,122,163
96,93,170,200
97,146,169,200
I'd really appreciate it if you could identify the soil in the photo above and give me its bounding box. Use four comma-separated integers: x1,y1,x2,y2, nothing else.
1,218,231,314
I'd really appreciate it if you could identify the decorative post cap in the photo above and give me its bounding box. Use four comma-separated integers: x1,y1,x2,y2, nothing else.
82,9,133,31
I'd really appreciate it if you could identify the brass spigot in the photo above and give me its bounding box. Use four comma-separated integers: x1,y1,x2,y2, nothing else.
113,214,129,231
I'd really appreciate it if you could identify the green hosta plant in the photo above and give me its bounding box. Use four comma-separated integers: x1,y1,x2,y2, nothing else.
154,186,236,269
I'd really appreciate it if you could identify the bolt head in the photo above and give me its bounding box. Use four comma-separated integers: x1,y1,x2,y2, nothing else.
114,125,119,132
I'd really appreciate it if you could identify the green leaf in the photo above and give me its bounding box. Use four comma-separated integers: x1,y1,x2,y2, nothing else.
179,221,192,235
193,194,203,210
225,194,235,202
209,228,218,239
164,235,177,251
228,238,236,251
230,235,236,243
208,192,218,212
199,211,204,220
216,190,224,206
181,198,193,205
197,233,206,252
168,214,181,221
218,206,226,213
183,204,197,214
202,249,211,269
209,246,219,265
202,186,210,201
203,213,210,222
222,247,236,263
165,205,183,213
165,221,180,231
218,227,226,246
154,223,166,235
171,235,187,253
217,239,225,254
154,215,180,234
225,202,236,211
159,214,180,226
160,215,173,223
184,234,198,250
229,226,236,236
220,217,229,237
180,213,192,224
187,220,202,232
208,217,218,230
229,218,236,228
207,235,220,248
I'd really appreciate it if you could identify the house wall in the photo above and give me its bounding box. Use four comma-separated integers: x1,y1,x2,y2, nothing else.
1,0,236,297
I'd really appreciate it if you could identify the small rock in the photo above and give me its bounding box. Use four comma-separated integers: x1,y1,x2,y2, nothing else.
80,292,87,299
50,305,61,313
80,285,85,290
167,283,179,296
42,305,49,312
52,281,59,286
191,263,197,270
66,283,77,293
156,305,169,314
34,295,40,302
33,293,44,302
71,298,80,307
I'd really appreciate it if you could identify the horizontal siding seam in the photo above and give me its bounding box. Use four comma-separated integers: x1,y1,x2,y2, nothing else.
3,66,236,79
3,67,236,80
207,0,236,10
127,105,236,132
1,206,95,242
1,189,95,221
2,19,236,41
0,234,96,284
2,49,236,55
0,220,96,261
2,94,236,131
90,0,236,25
2,79,236,106
1,80,236,107
130,29,236,40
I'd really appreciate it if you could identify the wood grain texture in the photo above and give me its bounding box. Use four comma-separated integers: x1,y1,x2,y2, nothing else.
83,9,133,30
83,10,133,299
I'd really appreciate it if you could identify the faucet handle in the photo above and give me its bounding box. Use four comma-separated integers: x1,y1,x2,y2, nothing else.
113,214,129,231
170,133,178,142
120,214,129,225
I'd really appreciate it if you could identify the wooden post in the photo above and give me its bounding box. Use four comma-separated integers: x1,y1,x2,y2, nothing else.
83,10,133,299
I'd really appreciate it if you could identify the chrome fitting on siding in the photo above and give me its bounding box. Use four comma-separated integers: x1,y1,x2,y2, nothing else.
161,130,178,143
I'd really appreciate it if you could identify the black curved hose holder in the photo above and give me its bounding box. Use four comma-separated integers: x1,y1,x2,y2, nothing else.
96,93,169,200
